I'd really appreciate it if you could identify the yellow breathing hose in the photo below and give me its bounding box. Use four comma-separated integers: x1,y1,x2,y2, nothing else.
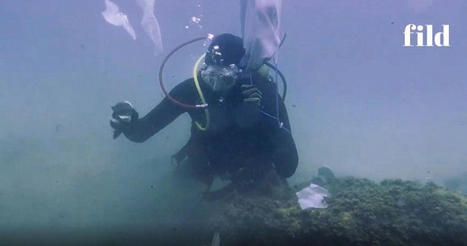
193,53,209,131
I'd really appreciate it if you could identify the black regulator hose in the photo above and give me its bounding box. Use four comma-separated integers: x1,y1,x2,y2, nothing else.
265,62,287,101
159,36,288,108
159,37,208,109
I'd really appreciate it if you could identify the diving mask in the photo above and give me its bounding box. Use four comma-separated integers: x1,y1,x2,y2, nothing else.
200,64,240,92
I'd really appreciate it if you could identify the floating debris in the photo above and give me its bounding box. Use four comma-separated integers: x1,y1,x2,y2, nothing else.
210,232,220,246
137,0,163,55
101,0,136,40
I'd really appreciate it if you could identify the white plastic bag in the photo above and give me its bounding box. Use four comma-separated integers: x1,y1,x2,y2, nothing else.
101,0,163,55
240,0,282,70
101,0,136,40
136,0,163,55
296,183,329,209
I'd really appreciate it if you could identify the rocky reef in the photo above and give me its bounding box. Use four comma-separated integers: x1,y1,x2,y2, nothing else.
205,176,467,246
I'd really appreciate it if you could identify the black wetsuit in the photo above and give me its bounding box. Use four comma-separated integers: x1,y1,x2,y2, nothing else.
122,72,298,186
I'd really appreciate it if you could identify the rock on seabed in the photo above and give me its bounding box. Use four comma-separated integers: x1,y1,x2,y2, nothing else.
205,177,467,246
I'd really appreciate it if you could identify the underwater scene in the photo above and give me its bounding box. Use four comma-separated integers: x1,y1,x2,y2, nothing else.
0,0,466,245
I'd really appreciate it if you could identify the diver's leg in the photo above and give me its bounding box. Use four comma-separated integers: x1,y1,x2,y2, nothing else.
174,154,215,188
230,158,293,199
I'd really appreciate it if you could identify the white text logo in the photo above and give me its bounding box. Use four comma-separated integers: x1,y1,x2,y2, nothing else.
404,24,450,47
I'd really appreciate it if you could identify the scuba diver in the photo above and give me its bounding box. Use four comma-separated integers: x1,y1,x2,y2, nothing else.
110,33,298,199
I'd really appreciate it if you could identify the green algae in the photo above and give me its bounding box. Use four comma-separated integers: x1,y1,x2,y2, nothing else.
207,177,467,246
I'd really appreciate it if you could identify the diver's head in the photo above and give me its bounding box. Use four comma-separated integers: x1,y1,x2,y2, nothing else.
201,34,245,94
205,33,245,67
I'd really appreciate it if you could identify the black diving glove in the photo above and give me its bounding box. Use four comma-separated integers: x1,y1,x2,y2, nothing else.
236,84,263,127
110,101,138,139
241,84,263,107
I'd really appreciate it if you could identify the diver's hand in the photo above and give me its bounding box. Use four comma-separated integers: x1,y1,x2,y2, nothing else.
241,84,263,107
110,101,138,139
237,84,263,127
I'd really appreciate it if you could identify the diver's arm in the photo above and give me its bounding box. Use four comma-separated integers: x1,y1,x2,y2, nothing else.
122,80,196,142
122,98,183,142
270,100,299,178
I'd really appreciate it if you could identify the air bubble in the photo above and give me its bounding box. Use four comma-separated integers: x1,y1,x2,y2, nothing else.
191,16,201,24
